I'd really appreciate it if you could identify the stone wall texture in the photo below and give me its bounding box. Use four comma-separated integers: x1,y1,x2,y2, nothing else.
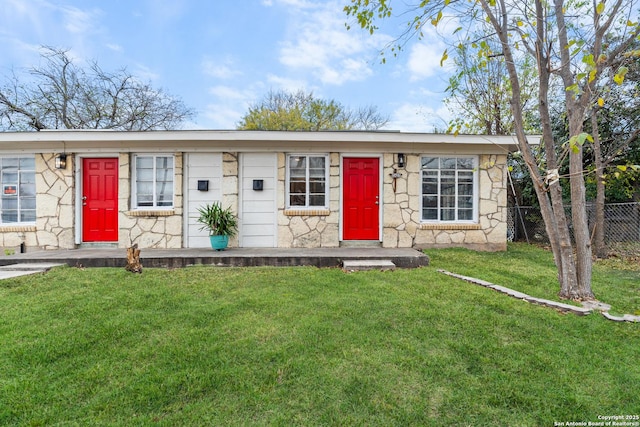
0,153,75,251
273,153,508,250
1,152,185,252
119,153,184,249
277,153,340,248
412,154,508,251
221,152,239,248
1,150,509,252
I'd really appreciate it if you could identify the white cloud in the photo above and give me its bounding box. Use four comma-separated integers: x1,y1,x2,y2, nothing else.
204,85,262,129
133,64,160,82
202,56,242,80
143,0,188,25
0,0,113,68
272,0,316,8
405,25,459,83
106,43,123,52
388,103,451,133
202,103,246,130
208,85,252,101
265,74,310,92
59,5,101,35
277,0,388,85
407,42,444,81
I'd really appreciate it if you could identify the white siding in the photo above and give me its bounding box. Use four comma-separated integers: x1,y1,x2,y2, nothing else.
239,153,277,247
185,153,223,248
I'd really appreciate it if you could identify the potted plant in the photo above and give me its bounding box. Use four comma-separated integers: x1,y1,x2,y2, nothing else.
196,202,238,251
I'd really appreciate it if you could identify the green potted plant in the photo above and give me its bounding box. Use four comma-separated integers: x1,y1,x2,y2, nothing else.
196,202,238,251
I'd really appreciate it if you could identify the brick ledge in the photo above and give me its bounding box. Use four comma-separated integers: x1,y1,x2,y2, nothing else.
127,210,176,217
284,209,331,216
420,223,481,230
0,225,37,232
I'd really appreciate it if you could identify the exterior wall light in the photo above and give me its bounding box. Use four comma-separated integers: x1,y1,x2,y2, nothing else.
55,154,67,169
397,153,405,168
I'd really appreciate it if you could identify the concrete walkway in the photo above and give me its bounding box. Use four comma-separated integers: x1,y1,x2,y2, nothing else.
0,247,430,269
0,263,66,280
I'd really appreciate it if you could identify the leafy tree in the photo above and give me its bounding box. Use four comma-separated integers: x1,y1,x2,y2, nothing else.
237,89,388,131
345,0,640,300
0,47,194,131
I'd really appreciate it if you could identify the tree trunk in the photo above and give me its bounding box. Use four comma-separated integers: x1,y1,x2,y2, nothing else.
564,106,594,300
125,244,143,273
553,0,594,301
591,112,607,258
533,39,579,298
481,0,597,301
482,0,580,298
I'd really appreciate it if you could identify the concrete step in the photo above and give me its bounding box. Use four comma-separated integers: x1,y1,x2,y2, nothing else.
340,240,382,248
342,259,396,272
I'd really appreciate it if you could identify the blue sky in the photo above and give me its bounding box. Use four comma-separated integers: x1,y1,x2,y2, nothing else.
0,0,453,131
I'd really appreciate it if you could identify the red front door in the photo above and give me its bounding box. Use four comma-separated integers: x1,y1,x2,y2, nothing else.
82,158,118,242
343,157,380,240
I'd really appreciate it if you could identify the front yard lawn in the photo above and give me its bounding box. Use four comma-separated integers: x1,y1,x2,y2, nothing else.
1,243,638,426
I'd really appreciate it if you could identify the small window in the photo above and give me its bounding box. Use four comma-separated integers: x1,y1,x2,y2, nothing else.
0,156,36,224
421,156,477,222
133,155,174,209
287,154,328,208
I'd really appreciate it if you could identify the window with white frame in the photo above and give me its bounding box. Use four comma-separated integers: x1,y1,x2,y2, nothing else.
134,155,174,208
287,154,328,208
421,156,477,222
0,157,36,224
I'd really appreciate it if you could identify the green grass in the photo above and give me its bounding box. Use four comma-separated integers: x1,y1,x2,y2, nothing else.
1,243,639,426
430,242,640,315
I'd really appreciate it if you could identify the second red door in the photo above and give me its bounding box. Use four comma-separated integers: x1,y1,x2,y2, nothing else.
343,157,380,240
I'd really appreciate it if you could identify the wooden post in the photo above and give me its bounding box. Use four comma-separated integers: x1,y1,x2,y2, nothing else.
125,243,143,273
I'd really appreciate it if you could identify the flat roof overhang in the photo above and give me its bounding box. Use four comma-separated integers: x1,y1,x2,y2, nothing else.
0,129,539,155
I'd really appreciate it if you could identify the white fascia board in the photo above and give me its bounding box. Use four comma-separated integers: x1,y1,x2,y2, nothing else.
0,130,540,153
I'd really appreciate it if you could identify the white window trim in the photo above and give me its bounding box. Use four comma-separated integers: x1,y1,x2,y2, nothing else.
285,153,330,210
420,154,479,223
0,155,36,225
132,154,175,210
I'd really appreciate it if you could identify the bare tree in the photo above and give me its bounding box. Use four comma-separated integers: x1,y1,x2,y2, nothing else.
0,47,194,131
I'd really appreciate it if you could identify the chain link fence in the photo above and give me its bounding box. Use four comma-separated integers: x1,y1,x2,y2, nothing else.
508,202,640,246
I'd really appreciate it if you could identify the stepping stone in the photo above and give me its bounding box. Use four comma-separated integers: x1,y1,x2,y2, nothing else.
342,260,396,272
581,300,612,312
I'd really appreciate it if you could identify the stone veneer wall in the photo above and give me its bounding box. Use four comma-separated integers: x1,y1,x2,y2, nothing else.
277,153,340,248
22,153,74,250
272,152,507,250
222,152,239,248
1,150,508,252
384,153,508,251
119,153,184,248
0,153,75,251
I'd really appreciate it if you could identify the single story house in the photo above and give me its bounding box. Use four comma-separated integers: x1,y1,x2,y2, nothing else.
0,130,534,252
